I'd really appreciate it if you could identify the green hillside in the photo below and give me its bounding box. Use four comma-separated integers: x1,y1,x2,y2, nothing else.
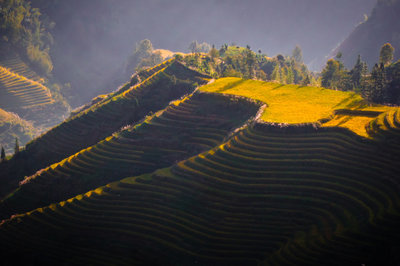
334,0,400,68
0,60,210,199
1,120,399,265
0,108,37,154
200,77,393,137
0,92,259,218
0,75,399,265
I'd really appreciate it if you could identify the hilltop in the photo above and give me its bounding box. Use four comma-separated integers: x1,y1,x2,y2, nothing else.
200,77,392,137
0,108,37,154
0,59,400,265
0,51,70,149
334,0,400,68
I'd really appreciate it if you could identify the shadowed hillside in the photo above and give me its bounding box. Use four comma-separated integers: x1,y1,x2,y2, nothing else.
0,54,69,129
1,120,399,265
0,75,399,265
0,92,260,219
0,108,37,154
334,0,400,68
0,60,210,199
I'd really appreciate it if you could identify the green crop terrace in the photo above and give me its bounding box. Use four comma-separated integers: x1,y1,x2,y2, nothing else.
0,69,400,265
0,60,210,199
200,77,393,137
0,92,259,218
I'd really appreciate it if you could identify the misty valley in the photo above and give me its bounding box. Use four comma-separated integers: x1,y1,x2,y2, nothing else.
1,0,400,265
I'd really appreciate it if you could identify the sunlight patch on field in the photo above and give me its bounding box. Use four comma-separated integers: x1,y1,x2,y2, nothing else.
200,77,395,136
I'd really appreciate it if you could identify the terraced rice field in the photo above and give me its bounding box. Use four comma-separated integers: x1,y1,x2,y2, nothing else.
0,65,54,110
0,54,43,82
1,76,399,265
0,60,210,199
0,108,36,153
1,121,399,265
200,77,392,137
0,92,259,218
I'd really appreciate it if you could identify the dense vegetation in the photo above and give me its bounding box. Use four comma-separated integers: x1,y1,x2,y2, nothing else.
0,0,53,76
0,60,209,200
179,44,316,86
1,2,400,264
0,107,36,154
1,106,400,265
321,43,400,105
0,0,71,151
0,54,399,264
334,0,400,69
0,92,259,219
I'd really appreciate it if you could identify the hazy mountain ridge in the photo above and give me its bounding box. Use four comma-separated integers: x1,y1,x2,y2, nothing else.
31,0,375,105
334,0,400,68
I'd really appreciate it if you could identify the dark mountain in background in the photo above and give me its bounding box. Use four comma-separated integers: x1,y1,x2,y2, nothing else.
333,0,400,69
31,0,375,107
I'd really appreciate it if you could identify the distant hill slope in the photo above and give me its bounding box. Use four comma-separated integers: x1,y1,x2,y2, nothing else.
1,77,400,265
1,119,399,265
0,92,260,219
333,0,400,68
0,60,210,199
0,53,70,129
0,108,37,154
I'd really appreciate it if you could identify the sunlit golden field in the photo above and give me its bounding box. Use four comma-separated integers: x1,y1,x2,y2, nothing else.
200,77,394,137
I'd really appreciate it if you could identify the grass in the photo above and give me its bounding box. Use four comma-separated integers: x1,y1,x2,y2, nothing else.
200,77,393,137
1,121,399,265
0,70,399,265
0,108,37,153
0,92,259,218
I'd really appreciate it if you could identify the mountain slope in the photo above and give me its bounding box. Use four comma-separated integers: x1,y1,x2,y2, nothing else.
0,108,37,154
1,120,399,265
0,51,70,128
334,0,400,68
0,60,210,199
0,77,399,265
0,92,260,218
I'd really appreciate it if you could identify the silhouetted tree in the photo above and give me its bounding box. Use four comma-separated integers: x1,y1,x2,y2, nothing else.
369,63,386,103
321,59,341,88
209,47,219,61
302,74,311,86
276,54,285,62
350,55,366,89
1,146,5,162
380,43,395,66
292,45,303,63
126,39,154,73
14,138,19,155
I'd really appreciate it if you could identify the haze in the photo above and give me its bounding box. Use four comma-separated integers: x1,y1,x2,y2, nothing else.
33,0,376,105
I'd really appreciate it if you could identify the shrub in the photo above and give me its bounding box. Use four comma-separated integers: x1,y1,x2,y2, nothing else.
26,45,53,76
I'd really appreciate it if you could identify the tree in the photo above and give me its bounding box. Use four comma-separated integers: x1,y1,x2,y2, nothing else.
321,59,341,88
367,63,386,103
245,49,256,78
209,46,219,61
292,45,303,63
380,43,395,66
189,40,199,54
126,39,154,73
136,51,163,71
14,137,19,155
1,146,5,162
276,54,285,62
198,42,211,53
302,74,311,86
350,55,365,89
